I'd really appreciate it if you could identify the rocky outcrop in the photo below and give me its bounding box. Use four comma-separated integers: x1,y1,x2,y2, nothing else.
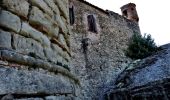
104,44,170,100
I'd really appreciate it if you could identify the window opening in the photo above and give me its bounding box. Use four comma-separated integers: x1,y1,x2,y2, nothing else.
123,10,127,17
87,15,97,33
69,6,75,25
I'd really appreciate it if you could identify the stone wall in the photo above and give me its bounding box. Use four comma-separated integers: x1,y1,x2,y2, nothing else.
69,0,140,99
0,0,79,99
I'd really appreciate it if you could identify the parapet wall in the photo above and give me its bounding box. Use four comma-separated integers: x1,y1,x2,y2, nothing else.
0,0,79,99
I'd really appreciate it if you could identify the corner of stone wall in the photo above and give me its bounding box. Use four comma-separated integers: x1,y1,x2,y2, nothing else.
0,0,80,99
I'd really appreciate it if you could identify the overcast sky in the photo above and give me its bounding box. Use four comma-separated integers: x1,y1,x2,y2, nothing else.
86,0,170,46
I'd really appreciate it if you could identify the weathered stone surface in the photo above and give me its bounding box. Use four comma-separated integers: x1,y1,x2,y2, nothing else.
62,0,69,9
2,0,29,18
0,50,79,82
13,34,45,59
29,0,53,17
0,66,74,94
43,0,60,15
61,16,67,25
51,43,71,63
43,47,62,64
63,51,71,61
51,43,64,56
15,98,43,100
29,6,58,38
128,44,170,87
45,96,72,100
54,0,69,20
1,94,14,100
0,29,11,48
0,10,21,33
0,0,76,99
29,6,48,26
55,15,68,34
65,34,70,47
105,44,170,100
59,33,67,47
53,27,59,38
62,59,70,70
20,22,50,47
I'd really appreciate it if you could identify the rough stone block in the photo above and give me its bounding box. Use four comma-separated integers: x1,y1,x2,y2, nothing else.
64,32,70,47
43,0,60,15
53,0,69,20
1,94,14,100
63,51,71,61
59,34,67,46
58,33,69,51
29,0,53,17
62,59,70,70
15,98,43,100
20,22,50,47
44,47,63,64
0,10,21,33
0,29,11,48
53,26,59,39
55,15,68,34
61,16,67,25
45,96,72,100
29,6,58,38
0,67,74,95
2,0,29,18
62,0,69,6
51,43,63,56
13,34,45,59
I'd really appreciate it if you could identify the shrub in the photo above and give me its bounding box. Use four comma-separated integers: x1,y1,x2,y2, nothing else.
125,33,158,59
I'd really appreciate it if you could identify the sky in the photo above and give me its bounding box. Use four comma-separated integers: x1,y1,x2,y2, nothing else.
86,0,170,46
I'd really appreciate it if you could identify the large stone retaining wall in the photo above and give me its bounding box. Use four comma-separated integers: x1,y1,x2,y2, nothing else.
0,0,79,99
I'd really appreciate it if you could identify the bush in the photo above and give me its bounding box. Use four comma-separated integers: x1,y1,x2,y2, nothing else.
125,33,158,59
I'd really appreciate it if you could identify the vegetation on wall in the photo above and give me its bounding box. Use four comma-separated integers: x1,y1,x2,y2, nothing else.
125,33,158,59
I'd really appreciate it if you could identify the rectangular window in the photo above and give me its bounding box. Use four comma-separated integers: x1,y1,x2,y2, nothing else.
69,6,75,25
87,15,97,33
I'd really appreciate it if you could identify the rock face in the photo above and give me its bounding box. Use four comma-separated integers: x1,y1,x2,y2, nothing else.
0,0,78,99
104,44,170,100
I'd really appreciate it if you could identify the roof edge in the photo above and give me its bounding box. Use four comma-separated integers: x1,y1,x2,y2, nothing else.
78,0,108,14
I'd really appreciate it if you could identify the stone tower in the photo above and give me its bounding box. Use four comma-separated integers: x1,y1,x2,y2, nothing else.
120,3,139,23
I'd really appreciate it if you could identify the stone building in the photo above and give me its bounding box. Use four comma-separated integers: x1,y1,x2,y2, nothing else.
69,0,140,99
120,3,139,23
1,0,169,100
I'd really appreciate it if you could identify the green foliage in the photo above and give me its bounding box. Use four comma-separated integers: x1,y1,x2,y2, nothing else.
126,33,158,59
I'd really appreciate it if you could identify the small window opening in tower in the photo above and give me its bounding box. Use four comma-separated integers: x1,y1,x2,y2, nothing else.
87,15,97,33
123,10,127,17
131,8,134,11
69,6,75,25
136,18,139,22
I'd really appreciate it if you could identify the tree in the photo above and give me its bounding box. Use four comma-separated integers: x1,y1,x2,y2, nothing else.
125,33,158,59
